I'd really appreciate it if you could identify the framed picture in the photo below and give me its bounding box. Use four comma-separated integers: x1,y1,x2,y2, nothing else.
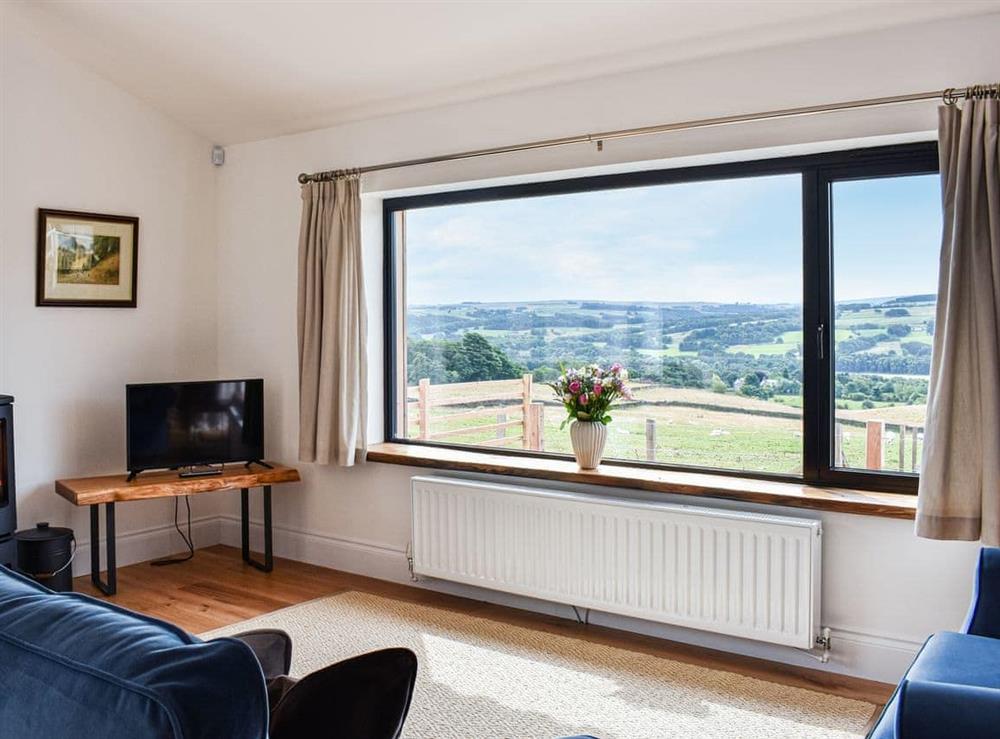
36,208,138,307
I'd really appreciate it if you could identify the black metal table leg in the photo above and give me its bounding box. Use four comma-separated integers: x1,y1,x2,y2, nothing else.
241,485,273,573
90,502,116,595
241,487,250,562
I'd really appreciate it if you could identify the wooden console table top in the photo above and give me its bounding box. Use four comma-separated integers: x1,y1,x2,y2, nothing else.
55,463,301,506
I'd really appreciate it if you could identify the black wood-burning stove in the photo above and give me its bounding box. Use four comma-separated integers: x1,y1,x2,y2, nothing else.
0,395,16,568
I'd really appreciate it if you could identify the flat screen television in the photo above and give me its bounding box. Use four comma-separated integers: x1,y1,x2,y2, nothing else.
126,379,264,474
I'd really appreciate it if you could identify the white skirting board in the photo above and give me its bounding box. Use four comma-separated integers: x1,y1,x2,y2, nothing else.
219,514,921,684
218,514,409,584
70,515,221,578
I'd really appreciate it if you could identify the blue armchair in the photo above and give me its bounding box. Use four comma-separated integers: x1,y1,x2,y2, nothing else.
868,547,1000,738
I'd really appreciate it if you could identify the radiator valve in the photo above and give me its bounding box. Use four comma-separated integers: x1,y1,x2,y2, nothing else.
813,627,833,663
405,544,419,582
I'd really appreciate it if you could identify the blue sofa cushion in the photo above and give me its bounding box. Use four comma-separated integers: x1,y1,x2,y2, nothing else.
0,565,268,738
869,631,1000,739
905,631,1000,688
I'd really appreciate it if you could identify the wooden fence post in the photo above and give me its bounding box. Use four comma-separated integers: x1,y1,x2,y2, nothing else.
835,423,845,467
418,378,430,440
865,420,884,470
496,412,507,440
645,418,656,462
524,401,544,451
898,425,907,471
522,374,533,450
911,426,919,472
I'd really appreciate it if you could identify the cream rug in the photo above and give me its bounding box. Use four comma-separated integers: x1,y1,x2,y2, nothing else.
203,592,875,739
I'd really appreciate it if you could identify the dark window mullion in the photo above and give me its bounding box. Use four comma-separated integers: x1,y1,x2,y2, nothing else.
382,203,399,442
814,169,836,485
801,167,823,484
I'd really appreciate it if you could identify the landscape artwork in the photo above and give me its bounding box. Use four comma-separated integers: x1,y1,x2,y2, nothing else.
37,209,138,307
55,231,121,285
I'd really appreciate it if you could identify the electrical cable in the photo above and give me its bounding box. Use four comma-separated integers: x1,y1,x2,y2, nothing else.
151,495,194,566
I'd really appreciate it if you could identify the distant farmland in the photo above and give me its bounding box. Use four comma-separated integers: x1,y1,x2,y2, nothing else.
402,296,933,473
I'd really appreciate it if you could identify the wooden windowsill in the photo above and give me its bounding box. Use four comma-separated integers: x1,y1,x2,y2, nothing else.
367,442,917,520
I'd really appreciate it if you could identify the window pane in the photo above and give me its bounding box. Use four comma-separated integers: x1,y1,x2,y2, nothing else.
396,174,803,474
831,174,940,474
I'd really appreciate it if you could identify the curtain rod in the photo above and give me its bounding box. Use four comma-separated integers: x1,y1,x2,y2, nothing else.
297,83,999,184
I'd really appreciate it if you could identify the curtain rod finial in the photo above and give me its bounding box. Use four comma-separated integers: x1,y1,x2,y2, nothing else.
298,173,310,184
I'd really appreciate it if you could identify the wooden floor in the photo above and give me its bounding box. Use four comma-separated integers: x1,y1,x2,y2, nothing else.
75,544,892,721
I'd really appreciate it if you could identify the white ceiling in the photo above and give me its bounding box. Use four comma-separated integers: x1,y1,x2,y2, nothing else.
22,0,1000,144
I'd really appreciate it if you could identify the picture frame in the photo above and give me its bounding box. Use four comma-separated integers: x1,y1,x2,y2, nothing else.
36,208,139,308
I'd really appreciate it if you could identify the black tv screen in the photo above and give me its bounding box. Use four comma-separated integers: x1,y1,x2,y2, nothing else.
127,379,264,472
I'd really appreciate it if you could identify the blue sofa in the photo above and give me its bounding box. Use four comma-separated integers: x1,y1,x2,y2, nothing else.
0,564,269,738
869,547,1000,738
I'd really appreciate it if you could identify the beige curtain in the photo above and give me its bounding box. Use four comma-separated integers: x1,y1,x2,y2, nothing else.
297,175,368,466
917,99,1000,543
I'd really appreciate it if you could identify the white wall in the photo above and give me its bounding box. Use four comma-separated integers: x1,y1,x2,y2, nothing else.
215,13,1000,683
0,4,225,567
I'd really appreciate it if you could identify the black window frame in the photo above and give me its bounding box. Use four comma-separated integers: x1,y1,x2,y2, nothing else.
383,141,940,494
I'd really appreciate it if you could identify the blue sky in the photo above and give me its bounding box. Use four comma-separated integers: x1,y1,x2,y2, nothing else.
404,172,941,306
832,174,941,303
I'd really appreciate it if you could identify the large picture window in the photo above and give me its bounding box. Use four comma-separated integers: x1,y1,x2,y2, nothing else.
384,143,940,492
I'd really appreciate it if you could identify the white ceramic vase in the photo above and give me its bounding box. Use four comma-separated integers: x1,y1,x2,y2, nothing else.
569,420,608,470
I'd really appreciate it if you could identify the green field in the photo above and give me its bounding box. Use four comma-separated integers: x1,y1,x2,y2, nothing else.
405,296,933,474
405,380,923,475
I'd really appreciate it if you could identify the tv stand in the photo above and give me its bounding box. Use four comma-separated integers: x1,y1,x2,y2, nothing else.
54,462,300,595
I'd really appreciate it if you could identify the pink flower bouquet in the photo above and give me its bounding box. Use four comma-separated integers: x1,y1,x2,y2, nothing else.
548,363,633,427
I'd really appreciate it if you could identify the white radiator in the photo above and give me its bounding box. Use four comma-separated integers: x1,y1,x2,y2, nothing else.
410,476,822,649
